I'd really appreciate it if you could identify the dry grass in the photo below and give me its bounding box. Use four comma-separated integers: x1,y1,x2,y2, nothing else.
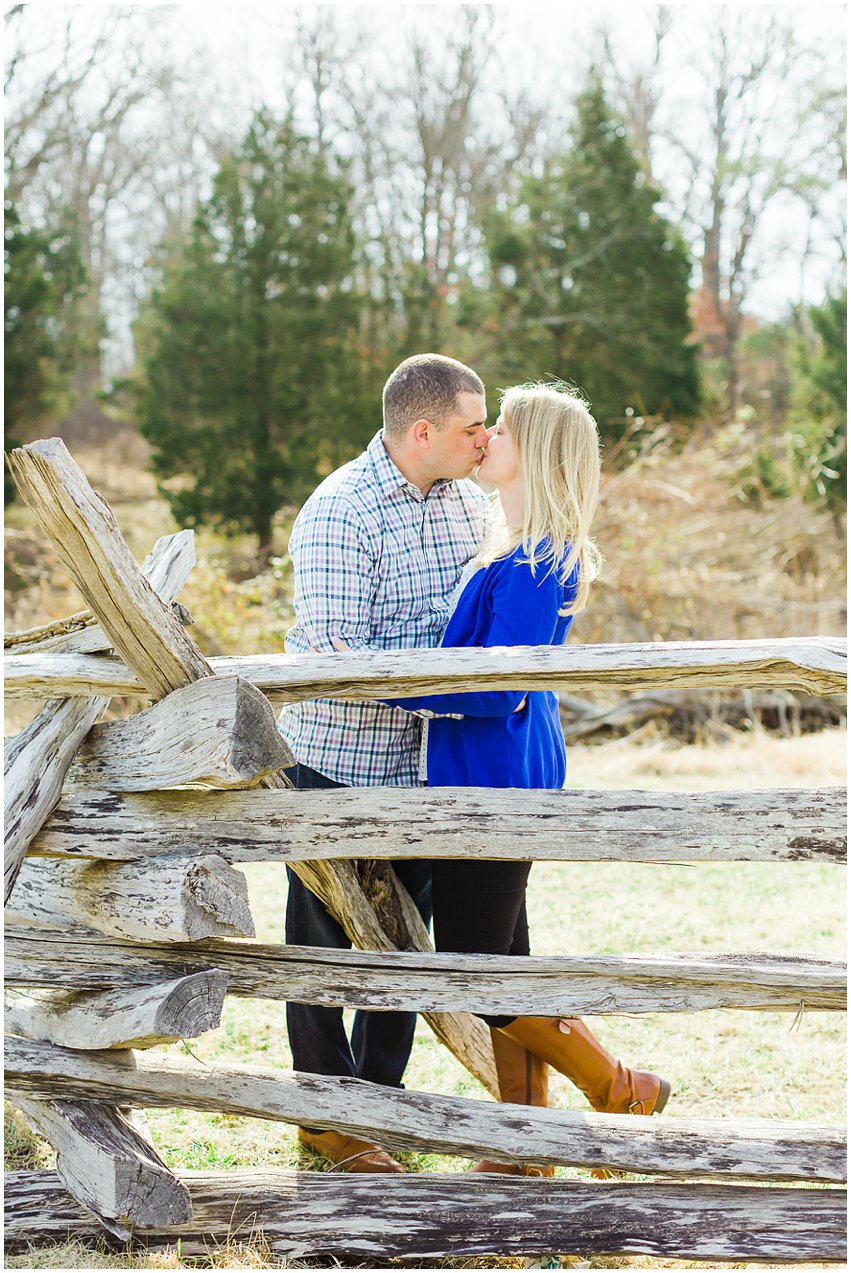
585,420,846,647
5,418,846,655
565,723,846,790
3,425,846,1269
3,1237,277,1269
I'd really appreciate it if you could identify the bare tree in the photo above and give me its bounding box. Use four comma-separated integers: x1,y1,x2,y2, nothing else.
5,6,227,385
274,6,549,351
593,5,673,185
598,6,846,414
677,10,844,410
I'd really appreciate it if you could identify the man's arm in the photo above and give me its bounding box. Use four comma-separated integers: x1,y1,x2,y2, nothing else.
287,495,384,653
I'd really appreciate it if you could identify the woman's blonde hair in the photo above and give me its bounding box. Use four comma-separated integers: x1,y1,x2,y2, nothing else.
478,381,602,616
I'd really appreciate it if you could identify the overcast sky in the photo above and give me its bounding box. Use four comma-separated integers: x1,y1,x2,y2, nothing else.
6,1,846,369
155,1,848,315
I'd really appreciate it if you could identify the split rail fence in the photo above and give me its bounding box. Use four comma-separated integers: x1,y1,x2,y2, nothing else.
3,437,848,1266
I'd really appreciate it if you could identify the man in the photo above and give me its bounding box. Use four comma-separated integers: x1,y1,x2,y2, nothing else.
279,353,491,1173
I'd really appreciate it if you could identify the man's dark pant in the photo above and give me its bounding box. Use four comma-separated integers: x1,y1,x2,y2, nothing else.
285,763,432,1091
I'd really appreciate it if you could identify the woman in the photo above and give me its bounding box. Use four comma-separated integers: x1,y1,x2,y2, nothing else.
335,383,670,1174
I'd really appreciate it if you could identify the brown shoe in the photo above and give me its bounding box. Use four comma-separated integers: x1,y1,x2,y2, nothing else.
499,1016,670,1116
472,1029,556,1179
473,1159,556,1177
297,1127,404,1173
498,1016,670,1180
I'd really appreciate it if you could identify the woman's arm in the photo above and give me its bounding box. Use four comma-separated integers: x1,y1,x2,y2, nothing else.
383,560,572,718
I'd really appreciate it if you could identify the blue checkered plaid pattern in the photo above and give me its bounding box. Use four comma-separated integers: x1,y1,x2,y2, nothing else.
278,431,492,786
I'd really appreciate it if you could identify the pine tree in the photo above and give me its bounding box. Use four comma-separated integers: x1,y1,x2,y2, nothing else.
469,78,700,443
4,199,88,501
136,110,366,555
789,290,846,511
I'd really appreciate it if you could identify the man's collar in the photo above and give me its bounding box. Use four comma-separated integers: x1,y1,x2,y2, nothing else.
367,431,453,500
367,431,410,495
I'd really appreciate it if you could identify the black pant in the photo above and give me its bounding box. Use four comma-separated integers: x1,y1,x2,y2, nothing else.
284,764,432,1095
431,858,532,1027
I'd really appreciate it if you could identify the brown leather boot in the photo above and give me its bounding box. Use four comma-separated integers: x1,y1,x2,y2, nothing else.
498,1016,670,1115
297,1127,404,1173
472,1028,556,1178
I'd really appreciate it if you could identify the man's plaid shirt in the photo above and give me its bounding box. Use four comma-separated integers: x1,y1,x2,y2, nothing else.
279,431,492,786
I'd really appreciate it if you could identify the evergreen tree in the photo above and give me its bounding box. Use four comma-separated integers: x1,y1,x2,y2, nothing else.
136,110,366,555
468,78,699,443
788,290,846,511
4,198,88,502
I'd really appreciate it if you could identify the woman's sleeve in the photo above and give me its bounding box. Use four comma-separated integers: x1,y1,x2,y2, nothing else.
384,561,572,718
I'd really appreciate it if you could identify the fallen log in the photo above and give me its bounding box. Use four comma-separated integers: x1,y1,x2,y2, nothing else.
5,1038,846,1182
4,530,197,657
4,971,228,1049
4,930,844,1015
9,1100,190,1238
68,676,291,791
4,1171,846,1264
28,785,847,865
6,635,846,701
560,687,847,741
7,856,254,940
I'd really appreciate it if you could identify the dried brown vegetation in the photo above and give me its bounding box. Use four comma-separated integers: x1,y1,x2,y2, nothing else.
7,421,843,741
588,421,845,647
6,421,846,646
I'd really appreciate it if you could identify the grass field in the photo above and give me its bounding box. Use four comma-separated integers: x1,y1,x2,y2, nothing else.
6,727,845,1271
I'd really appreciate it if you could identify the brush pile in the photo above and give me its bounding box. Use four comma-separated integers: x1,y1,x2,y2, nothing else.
562,419,846,741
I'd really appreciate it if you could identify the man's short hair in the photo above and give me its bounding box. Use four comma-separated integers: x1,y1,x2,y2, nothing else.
382,353,484,439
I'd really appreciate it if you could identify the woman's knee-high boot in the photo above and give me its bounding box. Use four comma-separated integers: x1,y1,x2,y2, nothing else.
473,1028,555,1177
497,1016,670,1116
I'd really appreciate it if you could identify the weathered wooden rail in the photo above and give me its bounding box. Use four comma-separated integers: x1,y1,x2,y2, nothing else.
3,436,848,1265
5,931,845,1015
24,784,845,863
6,634,847,700
7,1172,845,1264
6,1038,846,1182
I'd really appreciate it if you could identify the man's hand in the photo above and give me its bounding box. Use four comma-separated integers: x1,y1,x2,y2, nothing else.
308,635,352,654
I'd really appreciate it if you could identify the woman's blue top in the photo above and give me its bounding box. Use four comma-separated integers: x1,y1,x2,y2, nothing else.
383,544,578,789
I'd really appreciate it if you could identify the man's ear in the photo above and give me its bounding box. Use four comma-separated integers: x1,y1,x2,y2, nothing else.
411,418,431,448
